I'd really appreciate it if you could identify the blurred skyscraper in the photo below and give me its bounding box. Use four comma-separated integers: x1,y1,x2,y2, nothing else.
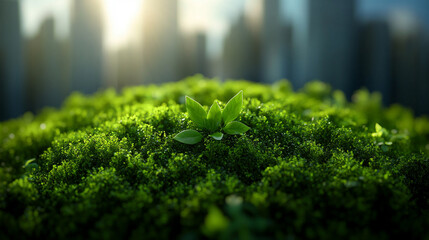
142,0,179,83
25,17,68,111
223,15,260,81
358,20,392,104
358,0,429,29
105,15,145,90
112,42,145,89
260,0,290,83
0,0,25,120
288,0,357,96
389,12,428,115
418,33,429,115
356,2,429,114
70,0,104,94
179,32,208,79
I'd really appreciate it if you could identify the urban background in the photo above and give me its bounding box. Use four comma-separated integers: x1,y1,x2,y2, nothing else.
1,0,428,121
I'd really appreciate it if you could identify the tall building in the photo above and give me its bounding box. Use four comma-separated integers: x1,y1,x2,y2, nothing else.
389,13,427,114
179,32,208,79
105,17,145,90
0,0,25,120
260,0,289,83
358,0,429,29
418,33,429,115
25,18,67,112
287,0,357,96
142,0,179,83
116,42,145,89
70,0,104,94
415,32,429,115
222,15,260,81
358,20,392,104
357,2,429,114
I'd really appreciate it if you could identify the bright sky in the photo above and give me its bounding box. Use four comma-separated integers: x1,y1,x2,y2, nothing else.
20,0,71,38
19,0,246,56
180,0,245,56
103,0,143,48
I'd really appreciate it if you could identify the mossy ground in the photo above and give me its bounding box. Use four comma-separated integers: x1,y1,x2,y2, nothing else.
1,76,429,239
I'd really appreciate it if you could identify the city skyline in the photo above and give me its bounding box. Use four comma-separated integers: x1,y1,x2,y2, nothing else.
1,0,428,121
20,0,429,55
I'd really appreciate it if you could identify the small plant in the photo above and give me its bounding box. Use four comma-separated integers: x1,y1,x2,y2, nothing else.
174,91,250,144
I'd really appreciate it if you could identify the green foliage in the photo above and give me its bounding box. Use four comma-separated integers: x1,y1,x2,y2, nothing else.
222,90,243,125
173,129,203,145
207,101,222,132
185,96,207,128
0,75,428,240
223,121,250,135
174,90,250,144
209,132,223,140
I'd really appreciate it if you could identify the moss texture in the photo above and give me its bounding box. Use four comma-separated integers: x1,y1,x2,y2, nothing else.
1,75,429,239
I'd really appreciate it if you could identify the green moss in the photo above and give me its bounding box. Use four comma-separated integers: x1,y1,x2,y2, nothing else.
0,75,428,239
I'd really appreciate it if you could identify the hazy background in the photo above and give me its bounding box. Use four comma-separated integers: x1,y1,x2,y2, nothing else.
1,0,428,121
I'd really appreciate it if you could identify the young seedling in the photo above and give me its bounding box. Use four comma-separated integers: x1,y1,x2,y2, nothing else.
174,91,250,144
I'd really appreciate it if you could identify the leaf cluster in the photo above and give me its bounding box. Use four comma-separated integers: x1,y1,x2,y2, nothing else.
174,90,250,144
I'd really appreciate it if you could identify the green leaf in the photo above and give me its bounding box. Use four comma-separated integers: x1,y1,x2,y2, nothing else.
23,158,39,172
23,158,36,168
210,132,223,140
202,206,229,235
186,96,207,128
174,130,203,144
372,123,386,138
223,121,250,135
206,101,222,132
375,123,382,133
222,90,243,125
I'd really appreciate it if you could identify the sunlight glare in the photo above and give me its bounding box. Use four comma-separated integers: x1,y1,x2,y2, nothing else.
104,0,143,49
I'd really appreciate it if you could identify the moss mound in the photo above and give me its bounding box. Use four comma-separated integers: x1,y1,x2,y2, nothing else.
1,76,429,239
